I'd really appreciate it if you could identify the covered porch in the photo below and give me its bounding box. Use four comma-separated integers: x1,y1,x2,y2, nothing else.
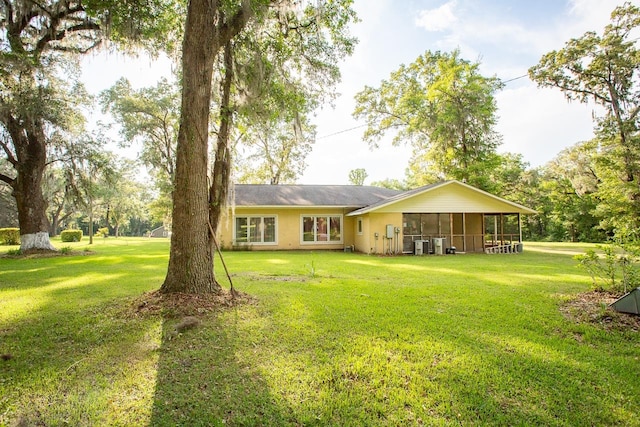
402,212,524,254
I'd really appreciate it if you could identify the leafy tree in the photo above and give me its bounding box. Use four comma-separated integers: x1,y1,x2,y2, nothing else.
66,148,119,244
348,168,368,186
95,158,146,237
353,49,504,189
486,153,529,199
43,166,77,236
229,1,354,187
529,2,640,239
236,117,315,184
100,77,180,198
370,178,410,191
148,192,172,229
0,0,179,252
540,141,603,242
162,0,357,294
0,160,17,227
162,0,268,294
498,167,552,241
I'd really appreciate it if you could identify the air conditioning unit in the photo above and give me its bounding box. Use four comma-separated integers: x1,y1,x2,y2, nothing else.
414,240,423,255
432,237,445,255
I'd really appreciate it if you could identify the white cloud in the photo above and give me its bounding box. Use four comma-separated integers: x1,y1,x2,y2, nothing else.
567,0,617,29
415,1,459,32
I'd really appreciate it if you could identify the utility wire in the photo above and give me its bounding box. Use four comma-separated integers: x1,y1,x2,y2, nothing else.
317,123,367,140
317,74,529,140
501,74,528,84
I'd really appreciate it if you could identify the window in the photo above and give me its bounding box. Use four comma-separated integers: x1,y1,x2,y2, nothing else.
357,217,363,235
301,215,342,243
234,216,276,244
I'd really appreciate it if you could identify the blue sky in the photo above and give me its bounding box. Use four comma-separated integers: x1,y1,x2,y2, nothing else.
81,0,625,185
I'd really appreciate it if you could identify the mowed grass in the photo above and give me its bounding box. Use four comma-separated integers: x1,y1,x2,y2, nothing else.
0,239,638,426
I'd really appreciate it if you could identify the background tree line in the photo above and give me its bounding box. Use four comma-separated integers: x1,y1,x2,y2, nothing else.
1,1,638,295
1,2,638,247
355,2,639,245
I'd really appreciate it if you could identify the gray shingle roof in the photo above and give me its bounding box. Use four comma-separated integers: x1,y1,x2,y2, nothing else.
232,184,403,207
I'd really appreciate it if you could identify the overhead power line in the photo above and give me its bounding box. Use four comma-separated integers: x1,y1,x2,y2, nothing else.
501,74,528,84
317,74,529,140
317,123,367,140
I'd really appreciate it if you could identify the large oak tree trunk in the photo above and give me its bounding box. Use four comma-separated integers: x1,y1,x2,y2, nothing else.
161,0,219,294
15,169,55,252
161,0,258,294
4,115,56,252
161,0,253,294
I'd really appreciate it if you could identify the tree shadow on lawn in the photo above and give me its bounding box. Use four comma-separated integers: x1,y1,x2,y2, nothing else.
0,292,162,425
1,288,295,426
148,292,295,426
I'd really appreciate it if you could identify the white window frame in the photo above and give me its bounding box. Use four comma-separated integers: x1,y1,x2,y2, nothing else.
233,215,278,246
357,217,363,235
300,214,343,245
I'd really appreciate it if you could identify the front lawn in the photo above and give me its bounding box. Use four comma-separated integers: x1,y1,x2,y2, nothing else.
0,239,638,426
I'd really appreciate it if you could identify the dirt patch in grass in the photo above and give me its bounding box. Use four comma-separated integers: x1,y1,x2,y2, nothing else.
234,272,309,282
560,290,640,332
130,289,257,319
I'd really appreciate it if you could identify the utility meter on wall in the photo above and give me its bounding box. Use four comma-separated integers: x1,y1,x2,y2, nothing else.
386,225,394,239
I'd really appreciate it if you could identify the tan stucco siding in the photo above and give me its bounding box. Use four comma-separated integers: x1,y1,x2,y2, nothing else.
361,212,403,254
353,215,369,253
219,207,356,251
375,184,530,214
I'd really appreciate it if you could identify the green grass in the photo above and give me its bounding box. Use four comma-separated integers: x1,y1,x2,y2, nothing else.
1,238,638,426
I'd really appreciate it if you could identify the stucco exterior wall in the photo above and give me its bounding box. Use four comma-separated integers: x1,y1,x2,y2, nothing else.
375,183,530,214
353,215,369,254
353,212,403,254
219,207,356,251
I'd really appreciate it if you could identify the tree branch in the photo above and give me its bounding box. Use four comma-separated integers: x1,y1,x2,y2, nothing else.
0,172,15,186
35,21,101,53
218,0,256,48
1,0,14,28
0,125,18,166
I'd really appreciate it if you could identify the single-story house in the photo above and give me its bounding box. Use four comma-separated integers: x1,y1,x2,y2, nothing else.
149,225,170,238
218,180,536,254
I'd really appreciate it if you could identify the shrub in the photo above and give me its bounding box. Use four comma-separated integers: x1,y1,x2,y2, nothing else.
61,230,83,242
575,241,640,294
59,246,73,255
95,227,109,238
0,228,20,245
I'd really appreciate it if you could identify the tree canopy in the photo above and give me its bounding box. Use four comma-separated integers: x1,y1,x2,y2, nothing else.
529,1,640,239
353,49,503,189
161,0,358,294
100,77,180,195
0,0,180,251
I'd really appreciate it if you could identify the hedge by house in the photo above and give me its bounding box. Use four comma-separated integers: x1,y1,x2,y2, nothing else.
61,230,83,242
0,228,20,245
